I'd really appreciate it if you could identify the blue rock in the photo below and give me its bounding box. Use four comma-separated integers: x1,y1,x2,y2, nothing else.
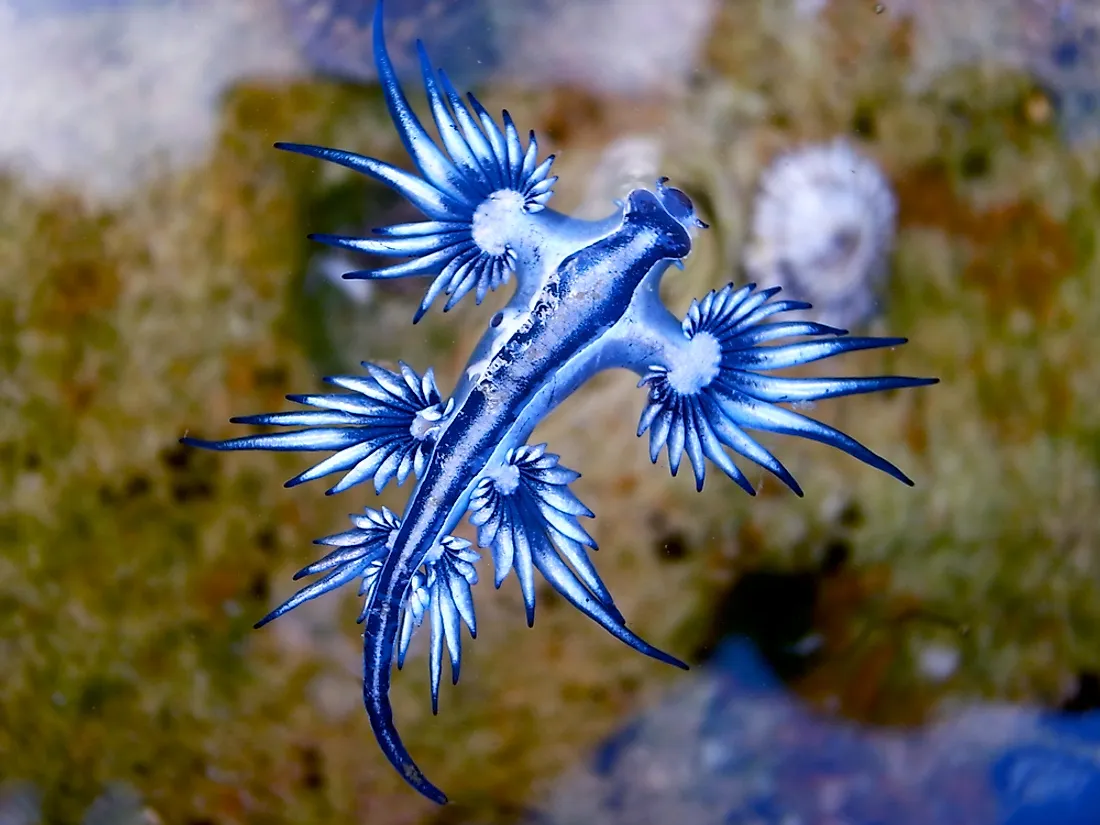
532,637,1100,825
994,746,1100,825
1026,4,1100,144
6,0,168,15
279,0,500,87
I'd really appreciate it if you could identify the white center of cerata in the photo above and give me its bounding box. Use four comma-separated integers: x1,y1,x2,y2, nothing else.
471,189,526,256
667,331,722,394
409,407,440,441
486,461,521,496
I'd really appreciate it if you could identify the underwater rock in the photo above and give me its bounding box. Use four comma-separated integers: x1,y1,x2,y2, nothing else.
3,0,164,13
534,637,1100,825
792,0,831,17
279,0,717,95
0,0,302,200
279,0,499,87
494,0,718,95
993,745,1100,825
80,784,160,825
743,138,896,330
1024,1,1100,145
0,782,41,825
0,782,160,825
898,0,1100,145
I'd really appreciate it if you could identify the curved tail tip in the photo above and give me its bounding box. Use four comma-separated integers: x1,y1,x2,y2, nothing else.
657,649,691,671
376,733,448,803
633,634,690,671
365,672,450,804
400,764,449,805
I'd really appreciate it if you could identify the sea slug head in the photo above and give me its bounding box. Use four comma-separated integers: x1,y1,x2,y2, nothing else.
620,179,706,266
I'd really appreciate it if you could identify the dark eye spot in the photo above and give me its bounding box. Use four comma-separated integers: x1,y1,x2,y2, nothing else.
490,312,503,328
659,186,695,221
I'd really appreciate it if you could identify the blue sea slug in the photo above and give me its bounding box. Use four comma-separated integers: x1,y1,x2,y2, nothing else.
183,0,936,803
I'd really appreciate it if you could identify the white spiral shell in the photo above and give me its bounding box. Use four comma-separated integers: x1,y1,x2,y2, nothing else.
743,138,897,330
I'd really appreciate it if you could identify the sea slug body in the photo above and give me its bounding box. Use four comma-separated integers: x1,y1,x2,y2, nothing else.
182,1,937,804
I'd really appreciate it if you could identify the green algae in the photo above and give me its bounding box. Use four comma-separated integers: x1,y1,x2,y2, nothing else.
3,4,1100,823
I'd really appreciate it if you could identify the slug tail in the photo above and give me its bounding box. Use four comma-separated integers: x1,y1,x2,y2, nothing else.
363,586,449,804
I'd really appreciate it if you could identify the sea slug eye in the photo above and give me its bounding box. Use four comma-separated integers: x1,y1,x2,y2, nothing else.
655,176,693,218
490,312,504,328
655,177,708,229
659,185,694,221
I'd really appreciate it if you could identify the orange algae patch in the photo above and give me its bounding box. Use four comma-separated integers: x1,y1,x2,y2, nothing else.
895,161,1075,326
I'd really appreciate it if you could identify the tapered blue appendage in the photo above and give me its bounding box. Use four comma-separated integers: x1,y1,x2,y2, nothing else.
468,444,688,670
253,506,399,628
638,283,938,494
394,537,480,713
252,500,478,714
274,0,558,321
181,361,448,496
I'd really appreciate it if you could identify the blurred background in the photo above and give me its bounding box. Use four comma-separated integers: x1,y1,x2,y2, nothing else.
2,0,1100,822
